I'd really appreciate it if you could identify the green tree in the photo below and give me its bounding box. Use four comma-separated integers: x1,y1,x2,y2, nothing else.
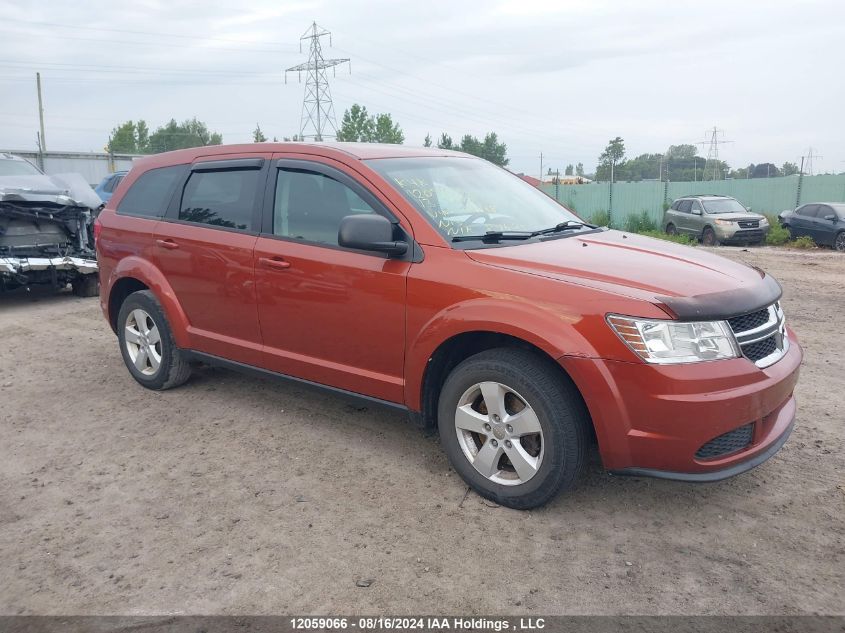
372,113,404,144
253,124,267,143
751,163,780,178
575,162,584,177
666,144,697,160
439,131,509,166
564,164,574,176
437,133,454,150
781,161,800,176
336,104,375,142
106,120,151,154
282,134,304,141
597,137,626,181
423,133,432,148
147,118,222,153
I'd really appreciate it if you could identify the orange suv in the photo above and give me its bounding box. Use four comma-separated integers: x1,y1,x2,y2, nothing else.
96,143,802,509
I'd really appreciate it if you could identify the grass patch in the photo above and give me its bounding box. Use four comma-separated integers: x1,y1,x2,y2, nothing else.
789,235,816,249
589,210,611,228
637,230,697,246
624,210,657,234
765,216,790,245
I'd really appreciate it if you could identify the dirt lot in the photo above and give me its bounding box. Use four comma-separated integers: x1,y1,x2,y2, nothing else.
0,246,843,616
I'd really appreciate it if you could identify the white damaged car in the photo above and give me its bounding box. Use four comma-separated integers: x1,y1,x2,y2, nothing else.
0,153,100,296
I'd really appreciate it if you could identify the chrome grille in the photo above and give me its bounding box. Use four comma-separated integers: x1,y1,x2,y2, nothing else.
737,220,760,229
727,303,788,368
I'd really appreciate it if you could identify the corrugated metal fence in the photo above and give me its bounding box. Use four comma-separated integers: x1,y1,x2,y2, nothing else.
541,174,845,227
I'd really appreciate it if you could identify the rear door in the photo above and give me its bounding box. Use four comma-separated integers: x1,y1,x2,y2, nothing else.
812,205,837,245
152,155,269,366
253,156,412,403
675,200,694,234
791,204,818,238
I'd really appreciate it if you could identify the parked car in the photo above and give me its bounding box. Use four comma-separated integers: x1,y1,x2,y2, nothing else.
94,170,128,203
96,143,802,509
0,153,100,295
663,194,770,246
778,203,845,251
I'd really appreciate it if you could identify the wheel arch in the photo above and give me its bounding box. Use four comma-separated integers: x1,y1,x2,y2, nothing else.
107,256,191,348
414,330,592,436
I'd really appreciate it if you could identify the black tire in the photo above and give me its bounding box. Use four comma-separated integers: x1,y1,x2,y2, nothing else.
437,348,590,510
665,223,677,235
72,274,99,297
116,290,192,390
702,226,719,246
835,231,845,253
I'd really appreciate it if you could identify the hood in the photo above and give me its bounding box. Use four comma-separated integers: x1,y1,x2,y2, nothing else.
0,172,102,210
465,229,777,318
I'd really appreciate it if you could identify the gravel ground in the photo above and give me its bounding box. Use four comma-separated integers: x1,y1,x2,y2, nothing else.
0,246,842,616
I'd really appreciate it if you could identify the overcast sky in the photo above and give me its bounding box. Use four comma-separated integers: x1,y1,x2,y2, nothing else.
1,0,843,176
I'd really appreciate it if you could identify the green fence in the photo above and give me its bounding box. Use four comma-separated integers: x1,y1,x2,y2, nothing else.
541,174,845,227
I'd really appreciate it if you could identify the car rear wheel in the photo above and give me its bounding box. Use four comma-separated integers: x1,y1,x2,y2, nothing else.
437,348,589,510
702,227,719,246
665,223,677,235
117,290,192,390
835,231,845,252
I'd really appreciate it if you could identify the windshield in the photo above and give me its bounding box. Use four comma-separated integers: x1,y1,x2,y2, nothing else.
0,158,43,177
367,156,581,239
702,198,747,214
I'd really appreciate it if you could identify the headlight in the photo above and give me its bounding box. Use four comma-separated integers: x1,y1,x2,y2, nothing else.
607,315,740,364
714,218,735,226
760,217,770,225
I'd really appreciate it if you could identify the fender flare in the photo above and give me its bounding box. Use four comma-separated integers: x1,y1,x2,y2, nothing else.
109,256,191,349
403,298,596,410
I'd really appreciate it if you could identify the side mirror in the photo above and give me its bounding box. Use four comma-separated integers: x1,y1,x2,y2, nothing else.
338,214,408,257
691,208,702,215
824,214,836,222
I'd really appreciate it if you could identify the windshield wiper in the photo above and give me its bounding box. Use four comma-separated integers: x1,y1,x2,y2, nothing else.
452,231,535,243
530,220,596,236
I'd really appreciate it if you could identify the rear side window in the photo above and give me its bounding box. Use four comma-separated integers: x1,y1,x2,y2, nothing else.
179,169,260,231
117,166,184,217
678,200,693,213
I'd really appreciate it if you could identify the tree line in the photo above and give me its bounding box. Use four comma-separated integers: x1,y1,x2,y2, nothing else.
593,137,801,182
103,104,510,167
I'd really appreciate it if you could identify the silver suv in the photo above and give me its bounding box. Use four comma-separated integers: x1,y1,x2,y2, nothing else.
663,195,770,246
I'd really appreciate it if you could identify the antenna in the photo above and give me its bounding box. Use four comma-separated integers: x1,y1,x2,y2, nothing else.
695,127,733,180
285,22,350,141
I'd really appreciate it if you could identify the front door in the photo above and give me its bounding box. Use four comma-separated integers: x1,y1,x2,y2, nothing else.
153,156,268,366
253,157,411,403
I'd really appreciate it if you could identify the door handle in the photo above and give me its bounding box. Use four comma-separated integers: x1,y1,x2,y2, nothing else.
258,256,291,270
156,239,179,250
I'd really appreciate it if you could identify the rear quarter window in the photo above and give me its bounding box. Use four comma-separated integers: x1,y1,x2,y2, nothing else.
117,165,186,218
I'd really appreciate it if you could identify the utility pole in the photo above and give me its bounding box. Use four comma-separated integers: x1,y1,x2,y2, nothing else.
285,22,350,141
539,152,544,182
36,72,46,152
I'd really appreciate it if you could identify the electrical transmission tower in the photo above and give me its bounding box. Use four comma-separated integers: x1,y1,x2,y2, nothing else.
285,22,350,141
696,126,733,180
802,147,822,175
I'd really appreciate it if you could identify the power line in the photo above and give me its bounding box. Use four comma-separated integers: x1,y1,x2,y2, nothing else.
802,147,822,176
285,22,349,141
696,127,733,180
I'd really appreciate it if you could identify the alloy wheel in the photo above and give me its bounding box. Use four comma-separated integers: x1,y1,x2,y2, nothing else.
454,381,544,486
124,308,162,376
836,232,845,252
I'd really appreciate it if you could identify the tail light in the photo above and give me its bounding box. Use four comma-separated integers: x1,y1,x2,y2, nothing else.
93,216,102,243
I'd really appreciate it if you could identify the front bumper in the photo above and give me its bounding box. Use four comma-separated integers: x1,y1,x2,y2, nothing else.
715,225,769,243
560,326,802,479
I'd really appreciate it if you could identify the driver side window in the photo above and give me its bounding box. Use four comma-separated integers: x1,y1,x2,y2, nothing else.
273,168,376,246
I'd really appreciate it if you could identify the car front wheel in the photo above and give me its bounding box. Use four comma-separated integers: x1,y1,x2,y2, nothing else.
437,348,589,510
702,227,719,246
835,231,845,252
117,290,192,390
